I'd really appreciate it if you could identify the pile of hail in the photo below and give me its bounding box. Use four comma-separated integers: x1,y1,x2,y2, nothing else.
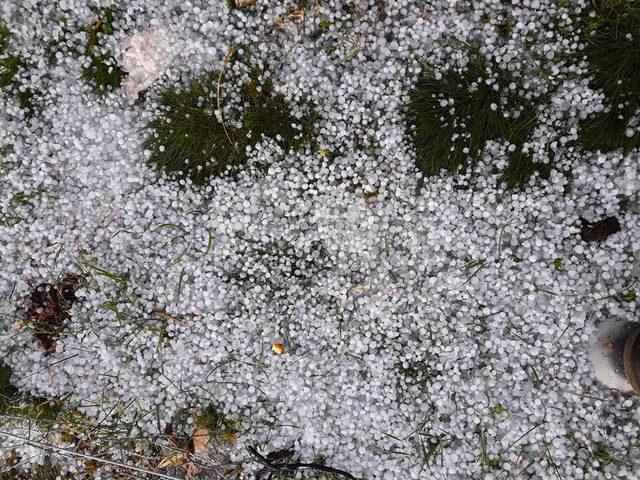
0,0,638,479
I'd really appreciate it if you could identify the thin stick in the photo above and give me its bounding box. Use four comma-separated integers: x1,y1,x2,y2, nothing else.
152,310,177,322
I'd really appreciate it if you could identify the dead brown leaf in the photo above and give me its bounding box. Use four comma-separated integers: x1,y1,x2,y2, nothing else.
192,427,211,454
185,462,201,479
26,273,81,355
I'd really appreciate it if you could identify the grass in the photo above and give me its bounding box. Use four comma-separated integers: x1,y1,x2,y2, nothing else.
0,462,63,480
579,0,640,153
0,363,18,414
0,54,22,87
1,364,244,478
144,68,315,184
477,426,501,471
0,15,37,113
0,363,64,421
408,53,549,188
0,16,10,49
80,6,125,94
0,15,23,89
196,405,239,444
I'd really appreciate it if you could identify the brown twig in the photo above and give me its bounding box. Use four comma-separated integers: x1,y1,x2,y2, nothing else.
152,310,177,322
92,17,104,34
216,48,240,153
86,16,105,55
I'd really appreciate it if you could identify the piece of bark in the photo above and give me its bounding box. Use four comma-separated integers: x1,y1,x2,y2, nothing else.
580,216,621,242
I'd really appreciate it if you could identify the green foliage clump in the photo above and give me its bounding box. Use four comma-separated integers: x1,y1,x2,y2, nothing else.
0,54,22,87
81,6,125,94
0,15,41,115
0,15,41,114
0,363,18,414
579,0,640,153
408,55,547,188
0,15,24,89
144,69,315,184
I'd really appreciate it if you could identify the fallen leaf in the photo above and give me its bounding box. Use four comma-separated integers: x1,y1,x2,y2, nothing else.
157,454,188,469
153,310,177,321
192,427,211,454
289,7,305,20
272,342,285,355
185,462,200,478
363,188,379,200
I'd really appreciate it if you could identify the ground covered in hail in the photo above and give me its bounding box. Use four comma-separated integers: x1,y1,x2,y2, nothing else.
0,0,639,479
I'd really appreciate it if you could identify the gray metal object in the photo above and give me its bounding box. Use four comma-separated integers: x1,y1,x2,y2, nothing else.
589,320,640,394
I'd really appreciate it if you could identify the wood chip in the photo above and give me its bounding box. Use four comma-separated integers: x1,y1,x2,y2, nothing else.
192,427,211,454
